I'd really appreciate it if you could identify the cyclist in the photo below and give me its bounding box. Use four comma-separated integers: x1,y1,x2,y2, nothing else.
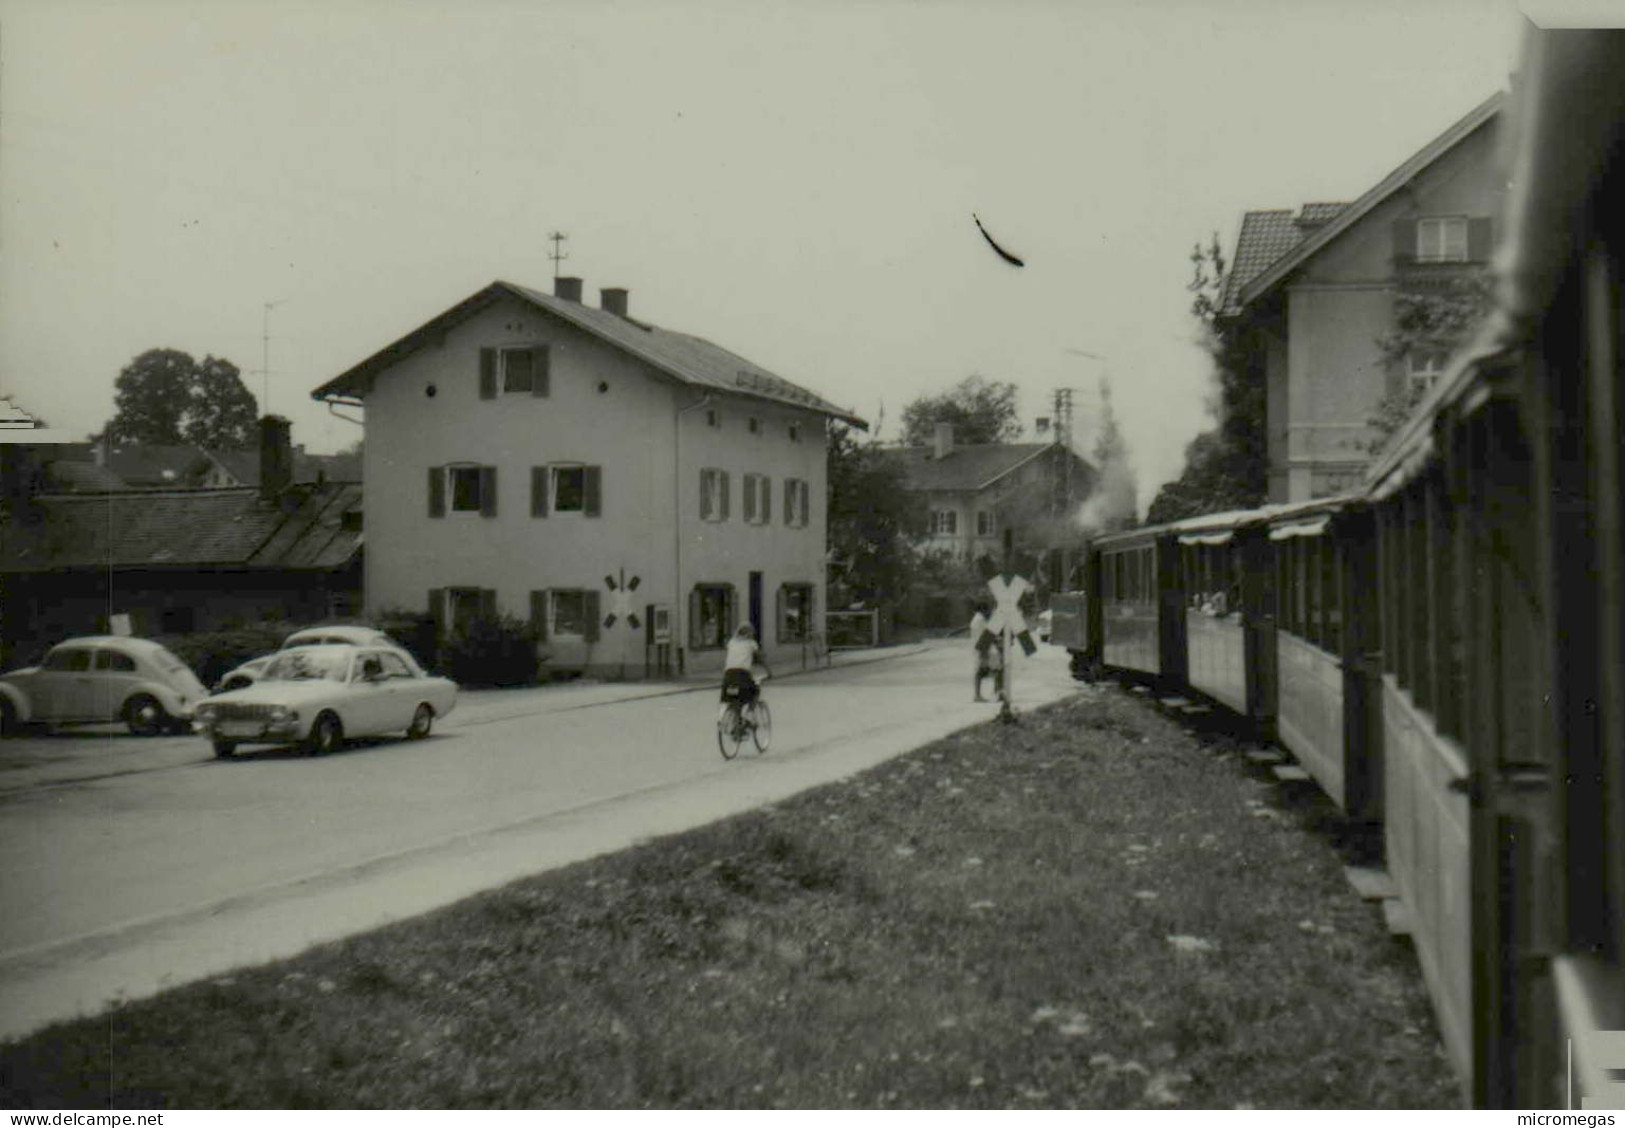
720,622,771,722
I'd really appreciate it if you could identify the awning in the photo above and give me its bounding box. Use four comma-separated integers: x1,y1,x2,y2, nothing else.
1178,531,1234,547
1268,516,1330,541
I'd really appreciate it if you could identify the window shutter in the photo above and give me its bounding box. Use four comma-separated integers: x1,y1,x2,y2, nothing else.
776,585,786,644
529,590,547,640
699,470,711,519
688,587,701,648
744,474,757,523
531,467,549,517
1467,217,1492,262
429,588,445,639
531,345,551,397
1391,219,1416,266
720,472,731,520
783,478,794,526
585,591,601,642
428,466,445,518
761,476,772,524
479,588,497,624
584,466,602,518
480,466,497,517
799,480,810,527
480,348,497,399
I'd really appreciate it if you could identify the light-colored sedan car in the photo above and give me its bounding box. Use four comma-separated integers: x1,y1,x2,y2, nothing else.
214,625,416,692
0,636,207,736
194,643,457,759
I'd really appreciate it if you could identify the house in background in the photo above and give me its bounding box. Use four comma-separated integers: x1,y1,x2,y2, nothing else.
311,276,864,679
0,417,363,667
1222,92,1503,502
875,422,1095,624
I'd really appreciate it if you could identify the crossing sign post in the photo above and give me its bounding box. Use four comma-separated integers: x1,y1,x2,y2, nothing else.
985,571,1037,723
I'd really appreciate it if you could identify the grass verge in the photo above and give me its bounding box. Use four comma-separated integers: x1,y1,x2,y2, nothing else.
0,685,1457,1109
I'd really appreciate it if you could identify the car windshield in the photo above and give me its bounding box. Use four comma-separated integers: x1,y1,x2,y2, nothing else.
262,649,352,682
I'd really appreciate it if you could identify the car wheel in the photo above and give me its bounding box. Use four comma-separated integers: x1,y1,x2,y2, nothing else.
212,739,237,759
407,703,433,740
123,694,168,737
305,712,342,756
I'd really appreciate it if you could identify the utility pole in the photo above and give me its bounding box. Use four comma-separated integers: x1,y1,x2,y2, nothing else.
258,299,289,415
548,231,570,280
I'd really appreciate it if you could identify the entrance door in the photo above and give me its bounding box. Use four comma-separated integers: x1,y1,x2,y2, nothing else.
749,572,763,642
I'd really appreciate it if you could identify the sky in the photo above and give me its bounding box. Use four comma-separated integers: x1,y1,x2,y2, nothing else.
0,0,1526,510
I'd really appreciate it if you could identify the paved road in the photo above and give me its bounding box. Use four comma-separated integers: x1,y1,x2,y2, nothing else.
0,641,1081,1040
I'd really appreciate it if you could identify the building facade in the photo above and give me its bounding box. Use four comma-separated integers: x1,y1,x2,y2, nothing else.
1223,94,1503,502
312,278,862,679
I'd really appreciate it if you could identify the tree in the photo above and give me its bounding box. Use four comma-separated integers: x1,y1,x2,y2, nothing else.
826,423,929,609
900,375,1021,447
1358,273,1493,453
1145,234,1268,523
103,349,258,449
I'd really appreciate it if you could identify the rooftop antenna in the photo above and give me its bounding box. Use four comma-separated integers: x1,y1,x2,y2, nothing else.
257,299,289,415
548,231,570,280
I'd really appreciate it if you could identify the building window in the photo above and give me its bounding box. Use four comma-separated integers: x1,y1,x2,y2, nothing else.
501,347,535,394
1408,352,1448,394
778,582,814,642
788,422,800,442
748,417,761,435
931,509,958,535
706,409,720,428
479,346,549,398
1416,217,1468,263
976,510,995,537
700,468,730,521
445,587,490,635
783,478,811,528
689,583,735,649
530,465,601,517
430,464,496,518
550,590,590,639
743,473,772,525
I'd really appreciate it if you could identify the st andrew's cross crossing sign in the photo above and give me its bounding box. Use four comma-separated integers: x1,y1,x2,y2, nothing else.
982,573,1038,657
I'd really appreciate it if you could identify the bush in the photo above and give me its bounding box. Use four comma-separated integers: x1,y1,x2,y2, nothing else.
153,621,298,687
437,614,540,687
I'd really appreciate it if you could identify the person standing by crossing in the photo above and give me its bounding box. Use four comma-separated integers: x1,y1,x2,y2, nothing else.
969,599,1003,702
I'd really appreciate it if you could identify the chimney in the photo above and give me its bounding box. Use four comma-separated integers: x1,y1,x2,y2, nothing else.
259,414,293,503
600,287,629,317
554,276,583,302
933,421,955,460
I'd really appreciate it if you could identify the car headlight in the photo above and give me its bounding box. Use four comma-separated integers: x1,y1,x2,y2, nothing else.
269,706,298,723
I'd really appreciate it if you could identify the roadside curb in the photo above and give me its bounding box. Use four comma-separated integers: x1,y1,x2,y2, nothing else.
467,643,935,717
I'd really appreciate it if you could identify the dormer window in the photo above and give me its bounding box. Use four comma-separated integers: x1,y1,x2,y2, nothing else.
1416,217,1468,263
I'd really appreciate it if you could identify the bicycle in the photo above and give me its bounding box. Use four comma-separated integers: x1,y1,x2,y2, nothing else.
717,676,772,759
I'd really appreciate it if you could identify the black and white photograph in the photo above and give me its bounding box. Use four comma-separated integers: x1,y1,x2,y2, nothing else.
0,0,1621,1112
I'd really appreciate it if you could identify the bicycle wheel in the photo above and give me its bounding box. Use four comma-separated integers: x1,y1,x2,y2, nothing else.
750,699,772,754
717,704,745,759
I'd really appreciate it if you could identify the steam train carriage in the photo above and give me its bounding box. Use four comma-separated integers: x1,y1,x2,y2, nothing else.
1066,29,1625,1108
